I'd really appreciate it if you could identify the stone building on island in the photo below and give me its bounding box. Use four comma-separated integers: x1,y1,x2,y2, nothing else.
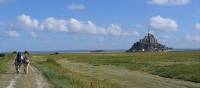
127,32,172,52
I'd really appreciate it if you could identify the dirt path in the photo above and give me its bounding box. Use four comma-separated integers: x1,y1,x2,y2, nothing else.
0,63,50,88
57,59,200,88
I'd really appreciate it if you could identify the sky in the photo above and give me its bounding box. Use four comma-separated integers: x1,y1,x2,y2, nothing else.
0,0,200,52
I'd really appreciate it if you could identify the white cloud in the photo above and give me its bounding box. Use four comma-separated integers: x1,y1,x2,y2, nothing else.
17,14,39,29
185,35,200,42
30,32,37,38
40,17,69,32
7,30,20,37
194,23,200,31
16,14,138,36
149,0,190,6
67,3,85,11
150,15,178,31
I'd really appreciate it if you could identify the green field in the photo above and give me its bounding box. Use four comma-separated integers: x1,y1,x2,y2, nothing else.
0,54,14,73
31,51,200,88
1,52,199,88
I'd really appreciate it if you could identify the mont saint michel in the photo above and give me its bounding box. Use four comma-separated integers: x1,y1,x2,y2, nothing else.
127,32,172,52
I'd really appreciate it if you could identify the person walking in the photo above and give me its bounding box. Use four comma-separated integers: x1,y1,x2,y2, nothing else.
14,52,23,74
22,54,30,74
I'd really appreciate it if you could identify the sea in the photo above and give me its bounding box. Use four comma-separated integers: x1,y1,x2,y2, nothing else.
30,49,200,54
29,49,126,54
1,49,199,54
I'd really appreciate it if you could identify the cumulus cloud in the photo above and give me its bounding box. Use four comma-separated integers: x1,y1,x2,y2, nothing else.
149,0,190,6
7,30,20,37
194,23,200,31
150,15,178,31
67,3,85,11
17,14,39,29
30,32,37,38
185,35,200,42
16,14,138,36
40,17,69,32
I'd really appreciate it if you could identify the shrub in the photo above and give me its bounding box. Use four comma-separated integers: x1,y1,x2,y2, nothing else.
50,52,59,55
0,53,5,57
12,51,17,54
24,50,30,55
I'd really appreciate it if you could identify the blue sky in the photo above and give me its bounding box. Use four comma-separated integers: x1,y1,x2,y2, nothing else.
0,0,200,52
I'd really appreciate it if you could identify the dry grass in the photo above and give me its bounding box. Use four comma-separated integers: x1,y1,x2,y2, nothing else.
32,52,200,88
33,58,120,88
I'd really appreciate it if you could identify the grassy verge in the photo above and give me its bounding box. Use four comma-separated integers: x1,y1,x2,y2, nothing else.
0,54,14,73
33,58,72,88
34,52,200,83
33,58,120,88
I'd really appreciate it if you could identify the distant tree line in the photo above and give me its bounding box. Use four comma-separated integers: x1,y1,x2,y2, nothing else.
12,50,31,55
0,53,5,57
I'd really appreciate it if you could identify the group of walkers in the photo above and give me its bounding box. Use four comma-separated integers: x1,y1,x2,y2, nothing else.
14,52,30,74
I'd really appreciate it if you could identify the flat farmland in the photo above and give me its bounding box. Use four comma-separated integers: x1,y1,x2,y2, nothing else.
32,51,200,88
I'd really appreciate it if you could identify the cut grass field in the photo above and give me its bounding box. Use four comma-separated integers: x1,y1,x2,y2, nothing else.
1,52,199,88
31,51,200,88
33,58,72,88
33,58,121,88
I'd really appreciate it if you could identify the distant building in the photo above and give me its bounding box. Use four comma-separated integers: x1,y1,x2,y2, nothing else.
127,33,172,52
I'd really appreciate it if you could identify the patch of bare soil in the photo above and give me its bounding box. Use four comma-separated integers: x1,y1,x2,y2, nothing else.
0,63,50,88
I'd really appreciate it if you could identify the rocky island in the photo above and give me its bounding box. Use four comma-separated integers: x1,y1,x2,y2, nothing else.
127,32,172,52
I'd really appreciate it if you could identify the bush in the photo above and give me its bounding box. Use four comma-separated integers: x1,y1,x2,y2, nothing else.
24,50,30,55
50,52,59,55
0,53,5,57
12,51,17,54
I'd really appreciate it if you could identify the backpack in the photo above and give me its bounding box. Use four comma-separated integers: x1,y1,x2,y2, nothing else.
23,56,30,64
16,55,22,63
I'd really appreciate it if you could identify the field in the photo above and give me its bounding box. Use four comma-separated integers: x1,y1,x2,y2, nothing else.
32,51,200,88
0,52,200,88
